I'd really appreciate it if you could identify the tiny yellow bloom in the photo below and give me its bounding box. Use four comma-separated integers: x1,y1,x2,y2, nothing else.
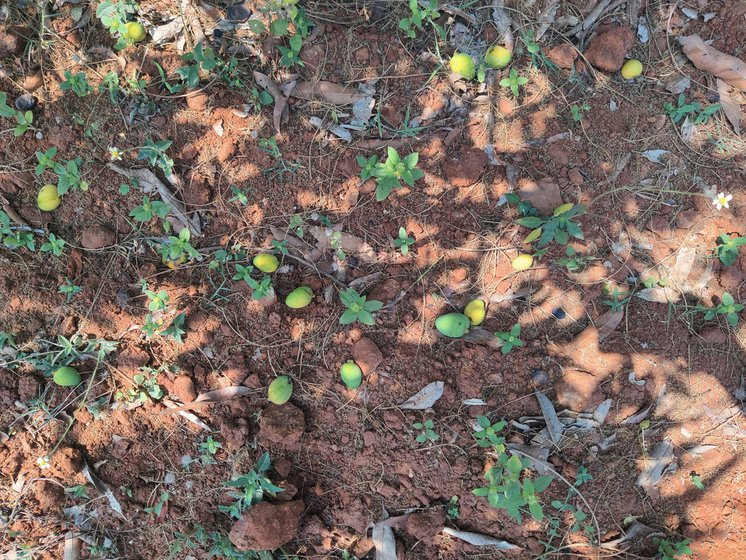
36,455,51,470
108,146,123,161
712,192,732,211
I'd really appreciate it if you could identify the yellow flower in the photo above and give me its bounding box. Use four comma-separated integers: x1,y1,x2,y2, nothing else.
36,455,51,470
108,146,123,161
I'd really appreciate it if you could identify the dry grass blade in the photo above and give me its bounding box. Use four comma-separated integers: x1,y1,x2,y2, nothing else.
535,391,563,444
442,527,521,549
679,35,746,91
82,463,126,519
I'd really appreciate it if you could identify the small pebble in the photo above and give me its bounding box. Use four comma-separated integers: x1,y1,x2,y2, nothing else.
226,4,250,21
552,307,566,319
531,369,550,386
15,94,37,111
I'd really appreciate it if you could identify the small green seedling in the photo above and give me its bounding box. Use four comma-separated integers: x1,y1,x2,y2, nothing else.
356,154,378,181
413,419,439,443
664,93,720,124
97,0,140,49
140,280,169,312
393,227,415,255
555,245,595,272
499,68,528,97
371,147,425,201
656,537,692,560
0,92,34,136
60,71,92,97
571,104,591,122
399,0,441,39
602,286,631,313
65,484,89,499
220,451,284,519
228,185,250,205
138,137,174,176
517,203,585,246
714,233,746,266
144,491,169,517
162,313,186,343
40,233,66,256
339,288,382,326
446,496,460,519
156,228,201,266
695,292,743,327
495,324,522,354
59,278,82,303
199,436,222,465
472,415,553,523
232,264,273,300
690,472,704,490
116,367,164,402
130,196,170,222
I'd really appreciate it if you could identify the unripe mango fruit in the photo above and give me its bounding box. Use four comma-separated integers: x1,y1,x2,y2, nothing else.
268,375,293,404
53,366,81,387
511,254,534,271
621,59,643,79
485,45,511,69
253,253,279,273
450,52,476,79
125,22,146,42
285,286,313,308
37,184,61,211
340,361,362,389
435,313,471,338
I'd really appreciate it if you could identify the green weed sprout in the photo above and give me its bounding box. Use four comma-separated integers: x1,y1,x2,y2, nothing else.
339,288,383,325
714,233,746,266
495,324,522,354
499,68,528,97
219,452,284,519
394,227,415,255
371,147,425,201
517,203,585,246
696,292,743,327
413,419,439,443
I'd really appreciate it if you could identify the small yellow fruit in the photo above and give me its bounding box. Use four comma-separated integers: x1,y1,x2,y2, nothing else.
163,253,187,269
125,22,147,43
268,375,293,404
485,45,512,69
511,254,534,271
253,253,279,273
53,366,81,387
464,299,486,326
37,184,61,211
340,361,362,390
285,286,313,308
450,52,476,80
620,59,643,79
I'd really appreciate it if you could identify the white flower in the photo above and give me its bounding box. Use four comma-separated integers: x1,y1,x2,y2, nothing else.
712,192,732,211
36,456,51,470
108,146,123,161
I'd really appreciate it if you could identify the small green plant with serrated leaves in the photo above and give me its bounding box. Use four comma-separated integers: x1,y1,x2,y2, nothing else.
694,292,743,327
339,288,382,326
472,415,553,523
393,227,415,256
96,0,140,49
544,466,595,551
664,93,720,125
227,185,250,205
264,0,312,67
371,147,424,201
0,211,35,251
232,264,274,300
517,203,585,246
60,71,93,97
40,233,66,256
130,196,170,222
140,280,169,312
0,93,33,136
65,484,89,499
59,278,82,303
655,537,692,560
357,154,378,181
144,491,169,517
495,324,522,354
35,149,89,194
571,104,591,122
162,313,186,343
116,366,164,402
220,451,284,519
155,228,201,265
714,233,746,266
138,137,174,176
555,245,595,272
499,68,528,97
199,436,222,465
176,43,217,88
521,30,554,68
35,147,58,175
399,0,442,39
413,419,439,443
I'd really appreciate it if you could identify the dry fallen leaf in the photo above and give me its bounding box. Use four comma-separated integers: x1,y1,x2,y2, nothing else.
254,71,292,134
399,381,444,410
371,521,397,560
162,386,252,412
442,527,521,550
309,226,377,263
678,35,746,91
291,80,365,105
596,308,624,342
717,78,742,135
